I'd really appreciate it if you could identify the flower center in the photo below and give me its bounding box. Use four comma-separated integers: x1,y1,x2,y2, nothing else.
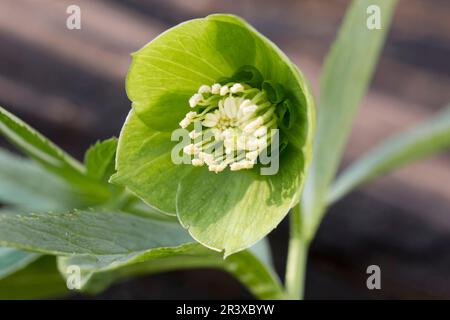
179,82,278,173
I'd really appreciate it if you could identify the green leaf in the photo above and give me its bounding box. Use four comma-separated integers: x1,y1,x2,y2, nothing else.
58,239,283,299
0,106,111,203
57,244,208,294
0,106,84,177
116,14,315,255
328,105,450,204
0,210,193,256
0,256,68,299
0,247,40,279
301,0,398,239
85,138,118,183
0,148,90,211
224,245,283,299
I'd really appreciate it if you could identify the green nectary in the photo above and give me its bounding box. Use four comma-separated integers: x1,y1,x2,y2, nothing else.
111,14,315,255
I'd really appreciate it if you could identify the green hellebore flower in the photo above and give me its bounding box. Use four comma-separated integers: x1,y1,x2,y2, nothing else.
111,14,315,256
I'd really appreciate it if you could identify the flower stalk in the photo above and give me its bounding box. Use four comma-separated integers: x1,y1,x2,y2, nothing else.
285,204,310,300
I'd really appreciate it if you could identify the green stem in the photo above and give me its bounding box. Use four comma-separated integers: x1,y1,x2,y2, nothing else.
285,204,309,300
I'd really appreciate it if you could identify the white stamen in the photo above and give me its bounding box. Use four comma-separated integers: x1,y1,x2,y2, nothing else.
254,126,267,138
198,85,211,94
224,97,239,119
192,158,204,166
244,117,263,133
186,111,197,119
245,136,259,150
230,83,244,93
240,99,253,109
222,128,235,139
230,160,254,171
179,118,190,128
189,93,202,108
238,99,255,117
189,130,201,139
183,144,199,155
211,83,221,94
199,152,214,165
211,128,223,140
224,138,237,153
220,85,229,96
202,112,220,127
180,111,197,128
209,163,227,173
246,151,259,161
243,104,258,115
257,139,268,150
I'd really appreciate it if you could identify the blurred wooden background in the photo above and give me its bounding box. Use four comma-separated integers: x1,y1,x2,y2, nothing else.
0,0,449,299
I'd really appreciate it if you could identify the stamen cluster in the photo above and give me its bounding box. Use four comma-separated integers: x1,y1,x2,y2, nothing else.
179,82,278,173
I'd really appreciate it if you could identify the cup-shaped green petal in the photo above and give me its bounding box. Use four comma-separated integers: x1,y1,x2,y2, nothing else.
112,14,315,255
